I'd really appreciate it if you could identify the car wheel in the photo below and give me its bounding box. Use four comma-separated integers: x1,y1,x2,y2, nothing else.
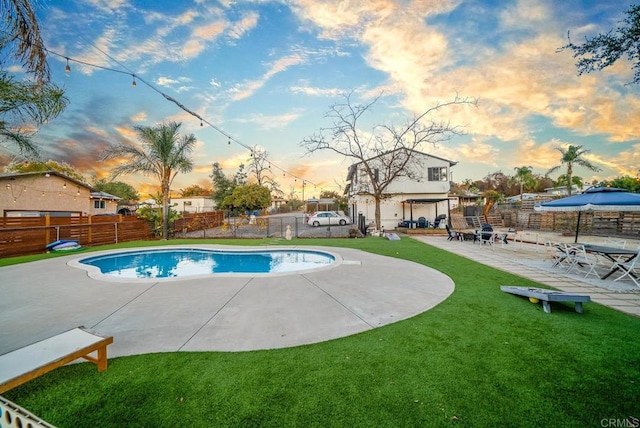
339,219,346,225
312,221,320,227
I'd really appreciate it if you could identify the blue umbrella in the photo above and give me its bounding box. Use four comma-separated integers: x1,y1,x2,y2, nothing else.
534,187,640,242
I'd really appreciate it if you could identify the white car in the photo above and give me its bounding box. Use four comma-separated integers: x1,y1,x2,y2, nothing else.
307,211,351,227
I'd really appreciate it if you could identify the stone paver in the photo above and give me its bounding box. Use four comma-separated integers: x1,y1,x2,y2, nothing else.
414,232,640,317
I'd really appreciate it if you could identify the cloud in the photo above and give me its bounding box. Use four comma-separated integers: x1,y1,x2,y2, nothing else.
290,86,342,97
230,54,307,100
233,112,302,130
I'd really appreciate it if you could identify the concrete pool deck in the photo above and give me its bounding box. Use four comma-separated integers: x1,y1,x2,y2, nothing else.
0,245,454,357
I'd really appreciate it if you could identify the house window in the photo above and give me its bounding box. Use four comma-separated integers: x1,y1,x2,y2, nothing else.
94,200,106,209
428,167,448,182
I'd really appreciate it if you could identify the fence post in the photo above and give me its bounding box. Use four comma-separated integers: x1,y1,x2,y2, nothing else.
45,214,50,246
87,215,92,244
114,222,119,244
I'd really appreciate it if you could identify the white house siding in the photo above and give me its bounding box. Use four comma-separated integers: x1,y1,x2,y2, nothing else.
170,197,216,213
346,150,455,230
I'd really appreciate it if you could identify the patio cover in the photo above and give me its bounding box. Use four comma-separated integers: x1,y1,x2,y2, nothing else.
401,197,452,227
534,187,640,242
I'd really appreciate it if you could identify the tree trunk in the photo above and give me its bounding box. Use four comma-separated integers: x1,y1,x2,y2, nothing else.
162,183,169,240
374,196,381,230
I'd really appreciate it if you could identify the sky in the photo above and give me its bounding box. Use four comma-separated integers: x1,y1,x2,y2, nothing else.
4,0,640,198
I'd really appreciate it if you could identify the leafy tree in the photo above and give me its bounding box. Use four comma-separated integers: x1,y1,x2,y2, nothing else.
301,91,476,229
481,171,511,194
599,175,640,192
180,184,212,197
102,121,196,240
546,144,600,195
93,178,140,203
136,192,180,237
561,4,640,85
210,162,246,208
509,166,537,201
4,159,87,183
556,174,584,190
482,190,503,217
320,190,348,213
222,184,271,213
1,72,68,158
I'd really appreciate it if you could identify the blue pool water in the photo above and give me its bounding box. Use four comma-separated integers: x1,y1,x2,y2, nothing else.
79,249,335,278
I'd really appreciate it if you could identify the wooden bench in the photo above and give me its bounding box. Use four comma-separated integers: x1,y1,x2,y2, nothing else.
0,326,113,393
500,286,591,314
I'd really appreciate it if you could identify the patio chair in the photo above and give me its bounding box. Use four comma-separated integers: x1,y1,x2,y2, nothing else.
480,223,494,246
417,216,427,228
433,214,446,229
612,249,640,287
565,244,599,279
550,242,573,269
445,225,462,241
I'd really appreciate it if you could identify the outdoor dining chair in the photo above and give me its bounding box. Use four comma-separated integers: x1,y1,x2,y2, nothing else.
612,249,640,287
565,244,599,279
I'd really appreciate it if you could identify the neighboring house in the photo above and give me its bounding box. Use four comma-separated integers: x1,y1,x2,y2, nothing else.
345,149,457,230
0,171,119,217
170,196,216,213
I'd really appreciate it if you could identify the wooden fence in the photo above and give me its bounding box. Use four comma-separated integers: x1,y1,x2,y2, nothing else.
0,215,155,258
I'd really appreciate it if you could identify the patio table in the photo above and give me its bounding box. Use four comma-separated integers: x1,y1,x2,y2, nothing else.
583,244,638,279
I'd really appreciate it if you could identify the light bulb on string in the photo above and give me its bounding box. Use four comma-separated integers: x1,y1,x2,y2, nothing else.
63,182,66,189
200,121,203,127
228,139,231,145
131,74,137,87
65,58,71,73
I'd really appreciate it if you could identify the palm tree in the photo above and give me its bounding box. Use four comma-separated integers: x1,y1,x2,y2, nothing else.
1,0,50,84
546,145,600,195
509,166,537,202
102,122,197,239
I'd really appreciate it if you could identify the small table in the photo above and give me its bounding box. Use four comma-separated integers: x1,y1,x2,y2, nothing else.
583,244,638,279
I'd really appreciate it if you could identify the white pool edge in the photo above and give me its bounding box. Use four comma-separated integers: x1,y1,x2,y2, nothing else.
67,245,344,283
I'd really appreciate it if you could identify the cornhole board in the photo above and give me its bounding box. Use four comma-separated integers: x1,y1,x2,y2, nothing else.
0,326,113,393
500,286,591,314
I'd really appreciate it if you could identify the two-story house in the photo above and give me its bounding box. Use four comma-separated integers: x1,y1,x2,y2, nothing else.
0,171,120,217
345,149,457,230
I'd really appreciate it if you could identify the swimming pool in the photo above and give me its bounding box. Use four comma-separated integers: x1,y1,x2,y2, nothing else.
75,248,336,279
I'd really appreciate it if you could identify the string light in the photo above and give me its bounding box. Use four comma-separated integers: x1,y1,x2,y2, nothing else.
45,48,320,188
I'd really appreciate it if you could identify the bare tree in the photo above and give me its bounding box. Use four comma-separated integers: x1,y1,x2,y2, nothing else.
300,92,476,228
247,145,282,196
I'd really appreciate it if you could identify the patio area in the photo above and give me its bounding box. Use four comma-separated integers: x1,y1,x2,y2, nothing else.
415,231,640,317
0,245,455,357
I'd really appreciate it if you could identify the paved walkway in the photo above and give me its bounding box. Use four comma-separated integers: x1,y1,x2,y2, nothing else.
413,232,640,317
0,245,454,357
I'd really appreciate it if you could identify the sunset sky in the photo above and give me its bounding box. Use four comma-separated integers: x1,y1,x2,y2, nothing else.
4,0,640,198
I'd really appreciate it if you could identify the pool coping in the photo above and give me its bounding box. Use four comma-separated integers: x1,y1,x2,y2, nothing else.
67,245,344,282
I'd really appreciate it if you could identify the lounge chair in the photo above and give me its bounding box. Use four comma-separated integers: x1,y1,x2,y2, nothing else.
0,326,113,393
417,217,427,228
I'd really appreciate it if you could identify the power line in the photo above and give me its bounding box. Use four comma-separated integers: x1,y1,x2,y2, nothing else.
42,48,320,189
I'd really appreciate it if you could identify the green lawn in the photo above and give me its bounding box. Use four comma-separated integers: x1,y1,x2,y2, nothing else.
3,237,639,427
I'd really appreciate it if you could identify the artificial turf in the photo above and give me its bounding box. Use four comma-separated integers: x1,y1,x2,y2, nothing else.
2,237,639,427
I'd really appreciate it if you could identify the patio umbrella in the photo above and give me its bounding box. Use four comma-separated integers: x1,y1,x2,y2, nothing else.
534,187,640,242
